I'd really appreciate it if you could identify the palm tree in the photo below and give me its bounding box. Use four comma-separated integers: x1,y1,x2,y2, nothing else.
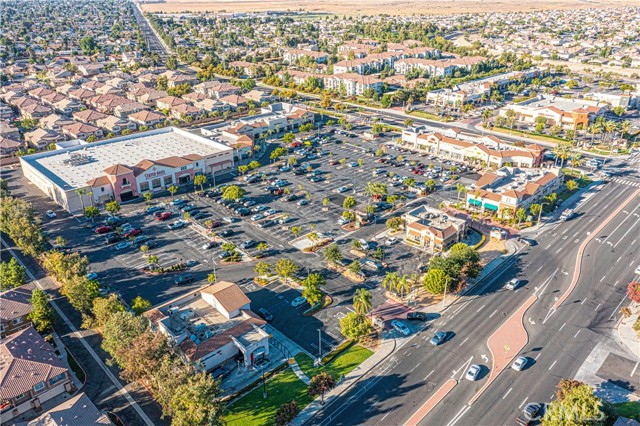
397,275,413,299
569,153,584,176
353,288,372,315
620,120,631,145
382,272,399,294
603,120,618,145
76,188,87,212
456,183,466,203
552,141,571,168
588,123,602,146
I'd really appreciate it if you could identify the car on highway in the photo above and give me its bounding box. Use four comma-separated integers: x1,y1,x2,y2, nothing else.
46,210,57,218
516,403,543,426
429,331,451,346
406,311,428,322
145,205,163,214
519,237,537,246
240,240,257,249
391,320,411,336
257,308,273,321
123,228,142,238
291,296,307,307
174,274,194,286
505,278,520,290
95,225,113,234
168,220,187,230
635,265,640,275
511,356,528,371
465,364,481,381
115,241,131,251
156,211,173,221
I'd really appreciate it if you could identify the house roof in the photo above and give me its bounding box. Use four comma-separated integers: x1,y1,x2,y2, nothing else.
103,164,132,175
86,175,111,187
0,284,34,322
202,281,251,313
25,392,113,426
0,327,68,399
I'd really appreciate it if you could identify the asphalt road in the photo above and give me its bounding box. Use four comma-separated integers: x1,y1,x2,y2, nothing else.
307,178,640,426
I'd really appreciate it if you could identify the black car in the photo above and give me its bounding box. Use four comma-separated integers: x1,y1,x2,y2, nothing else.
237,208,251,216
284,194,298,202
219,229,234,237
407,312,428,321
520,237,537,246
174,274,194,286
211,365,231,381
257,308,273,321
516,403,542,426
104,233,122,244
293,169,305,175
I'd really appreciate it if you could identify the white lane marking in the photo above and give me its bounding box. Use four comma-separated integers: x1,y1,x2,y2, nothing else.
451,356,474,380
380,412,391,423
545,244,552,250
534,353,542,361
631,362,639,378
489,310,497,318
602,202,640,245
423,370,435,381
614,280,620,287
617,256,622,263
614,213,640,247
548,360,557,371
458,337,469,347
559,322,566,332
600,275,606,282
519,397,528,409
581,298,587,305
445,406,471,426
609,295,628,320
595,303,601,311
574,329,581,338
633,239,637,245
536,265,543,272
476,304,486,313
502,387,513,399
555,247,562,254
410,362,421,373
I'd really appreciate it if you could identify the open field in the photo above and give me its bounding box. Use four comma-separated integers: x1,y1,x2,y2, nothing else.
141,0,637,15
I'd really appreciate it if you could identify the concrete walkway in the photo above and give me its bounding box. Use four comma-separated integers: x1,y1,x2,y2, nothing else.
618,303,640,361
290,359,311,385
293,334,397,425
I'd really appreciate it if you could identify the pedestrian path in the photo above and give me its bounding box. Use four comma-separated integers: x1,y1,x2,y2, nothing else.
290,359,311,385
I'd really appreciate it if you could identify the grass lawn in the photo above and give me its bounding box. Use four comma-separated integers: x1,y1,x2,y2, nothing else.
295,344,373,380
224,368,312,426
408,110,446,122
613,401,640,421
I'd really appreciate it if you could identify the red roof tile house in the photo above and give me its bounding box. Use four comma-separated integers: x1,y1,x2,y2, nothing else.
0,284,34,338
145,281,269,372
23,392,113,426
0,327,73,422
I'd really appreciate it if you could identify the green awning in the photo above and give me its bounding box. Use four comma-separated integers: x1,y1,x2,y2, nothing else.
468,198,482,206
483,203,498,211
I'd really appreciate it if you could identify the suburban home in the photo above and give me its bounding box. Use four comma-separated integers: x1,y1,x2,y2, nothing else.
194,98,231,113
0,137,23,158
144,281,270,372
193,81,240,99
466,167,564,215
23,392,113,426
228,61,256,77
73,109,108,125
24,128,65,149
155,95,187,111
219,94,248,110
62,122,103,140
0,284,34,338
96,115,137,135
126,109,166,127
0,327,73,422
170,103,203,121
0,120,21,140
402,205,467,253
243,90,273,105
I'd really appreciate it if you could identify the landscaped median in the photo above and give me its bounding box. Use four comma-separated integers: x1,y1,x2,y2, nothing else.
224,344,373,426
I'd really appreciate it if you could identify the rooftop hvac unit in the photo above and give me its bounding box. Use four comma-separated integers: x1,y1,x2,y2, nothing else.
168,307,180,316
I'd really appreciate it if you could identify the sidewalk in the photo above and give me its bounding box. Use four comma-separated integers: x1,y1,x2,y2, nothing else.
293,333,397,425
617,303,640,361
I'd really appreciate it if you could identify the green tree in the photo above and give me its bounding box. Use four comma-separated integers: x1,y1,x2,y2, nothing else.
55,236,67,247
254,261,271,277
170,372,223,426
353,288,372,315
515,207,527,226
339,312,372,340
101,311,147,367
542,381,606,426
324,244,343,266
275,400,299,426
79,36,97,54
322,197,330,207
282,132,295,144
275,258,299,283
386,217,405,231
248,160,261,170
29,289,54,333
0,257,27,290
566,180,578,191
529,203,542,218
612,106,625,117
302,279,323,307
87,293,126,330
106,200,121,216
63,275,100,314
165,56,178,70
222,185,247,201
308,372,336,405
193,174,207,192
168,185,179,199
131,296,152,315
347,260,362,276
423,269,450,295
84,205,100,222
290,226,302,238
0,197,45,256
343,196,357,210
238,165,249,175
143,191,153,204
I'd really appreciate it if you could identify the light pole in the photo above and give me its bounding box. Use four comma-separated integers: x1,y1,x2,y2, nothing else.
261,363,267,399
318,329,322,363
442,276,450,309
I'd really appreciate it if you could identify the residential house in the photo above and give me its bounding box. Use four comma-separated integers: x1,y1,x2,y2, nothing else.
62,122,103,140
23,392,113,426
24,128,64,149
40,114,74,131
228,61,256,77
0,284,34,338
0,120,21,140
73,109,108,126
323,73,383,96
283,49,329,64
128,110,166,127
96,116,137,135
0,137,23,158
219,94,248,110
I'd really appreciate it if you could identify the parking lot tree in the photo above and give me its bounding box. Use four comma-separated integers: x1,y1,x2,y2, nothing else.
365,182,388,199
342,210,356,222
170,372,223,426
375,148,385,157
515,207,527,226
167,185,179,199
324,244,343,266
339,158,347,165
207,273,217,284
351,239,363,251
566,180,579,192
238,165,249,175
627,282,640,304
385,217,405,231
357,158,364,167
347,260,362,276
275,400,299,426
106,200,121,216
147,255,159,266
86,293,126,330
290,226,302,238
29,289,54,333
396,155,404,162
449,243,481,279
456,183,467,203
55,236,67,247
340,312,372,340
326,119,336,126
84,205,100,222
403,178,416,188
372,247,385,261
386,194,399,207
307,232,319,243
343,196,357,210
282,132,295,145
193,174,207,192
535,122,545,133
344,123,353,131
254,261,271,277
222,185,246,201
322,197,330,207
131,296,152,315
542,382,606,426
353,288,372,315
248,160,261,170
303,275,324,306
382,271,400,293
221,242,237,253
275,258,299,284
287,157,298,166
140,244,149,256
426,179,437,193
270,147,288,162
403,118,414,127
423,268,450,295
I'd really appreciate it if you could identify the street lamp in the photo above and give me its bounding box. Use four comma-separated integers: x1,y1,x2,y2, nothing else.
261,363,267,399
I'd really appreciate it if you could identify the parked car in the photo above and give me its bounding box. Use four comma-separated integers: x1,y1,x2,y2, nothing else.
171,198,187,206
86,272,98,280
123,228,142,238
156,211,172,221
45,210,57,218
511,356,528,371
202,241,218,250
465,364,481,381
237,208,251,216
222,216,238,223
115,241,131,251
291,296,307,307
240,240,257,249
297,199,309,206
174,274,194,286
219,229,233,237
104,233,122,244
181,204,198,213
391,320,411,336
406,311,428,321
209,220,222,228
95,225,113,234
145,205,163,214
168,220,187,230
251,214,265,221
336,186,350,193
386,237,398,246
257,308,273,321
133,235,149,245
185,259,197,267
429,331,451,346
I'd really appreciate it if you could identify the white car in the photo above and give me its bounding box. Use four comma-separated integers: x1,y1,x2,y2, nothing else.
251,214,264,221
291,296,307,307
635,265,640,275
252,205,268,212
386,237,398,246
465,364,481,381
505,278,520,290
45,210,57,218
391,320,411,336
511,356,528,371
264,208,277,217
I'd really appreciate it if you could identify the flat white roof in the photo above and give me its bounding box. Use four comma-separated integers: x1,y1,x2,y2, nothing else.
21,127,232,191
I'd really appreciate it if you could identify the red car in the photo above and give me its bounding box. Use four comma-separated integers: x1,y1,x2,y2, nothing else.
124,228,142,238
95,225,113,234
156,211,172,221
210,220,222,228
291,141,302,148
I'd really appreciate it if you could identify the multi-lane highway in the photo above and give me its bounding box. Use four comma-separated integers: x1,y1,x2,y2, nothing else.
307,179,640,426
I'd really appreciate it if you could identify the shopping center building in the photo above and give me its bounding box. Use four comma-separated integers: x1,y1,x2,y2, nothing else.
20,127,234,213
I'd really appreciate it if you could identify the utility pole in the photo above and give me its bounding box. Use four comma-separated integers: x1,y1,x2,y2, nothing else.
442,276,449,309
318,329,322,362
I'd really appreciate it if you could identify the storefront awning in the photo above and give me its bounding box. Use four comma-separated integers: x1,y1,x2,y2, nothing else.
483,203,498,211
468,198,482,206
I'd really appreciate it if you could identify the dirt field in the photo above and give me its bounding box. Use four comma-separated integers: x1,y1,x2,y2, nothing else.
141,0,637,15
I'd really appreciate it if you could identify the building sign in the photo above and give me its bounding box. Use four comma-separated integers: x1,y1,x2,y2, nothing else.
144,170,166,180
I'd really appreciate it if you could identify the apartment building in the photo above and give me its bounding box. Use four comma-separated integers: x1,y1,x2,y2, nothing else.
323,73,383,96
283,49,329,64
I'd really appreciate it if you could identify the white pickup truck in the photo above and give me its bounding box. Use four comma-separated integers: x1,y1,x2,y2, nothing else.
560,209,574,221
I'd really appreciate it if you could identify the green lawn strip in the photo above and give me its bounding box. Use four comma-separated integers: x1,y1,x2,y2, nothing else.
65,348,86,384
490,126,569,145
407,110,446,122
612,402,640,421
295,344,374,381
224,368,312,426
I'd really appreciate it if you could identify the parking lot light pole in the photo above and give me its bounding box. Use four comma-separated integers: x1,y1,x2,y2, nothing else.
318,329,322,362
262,364,267,399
